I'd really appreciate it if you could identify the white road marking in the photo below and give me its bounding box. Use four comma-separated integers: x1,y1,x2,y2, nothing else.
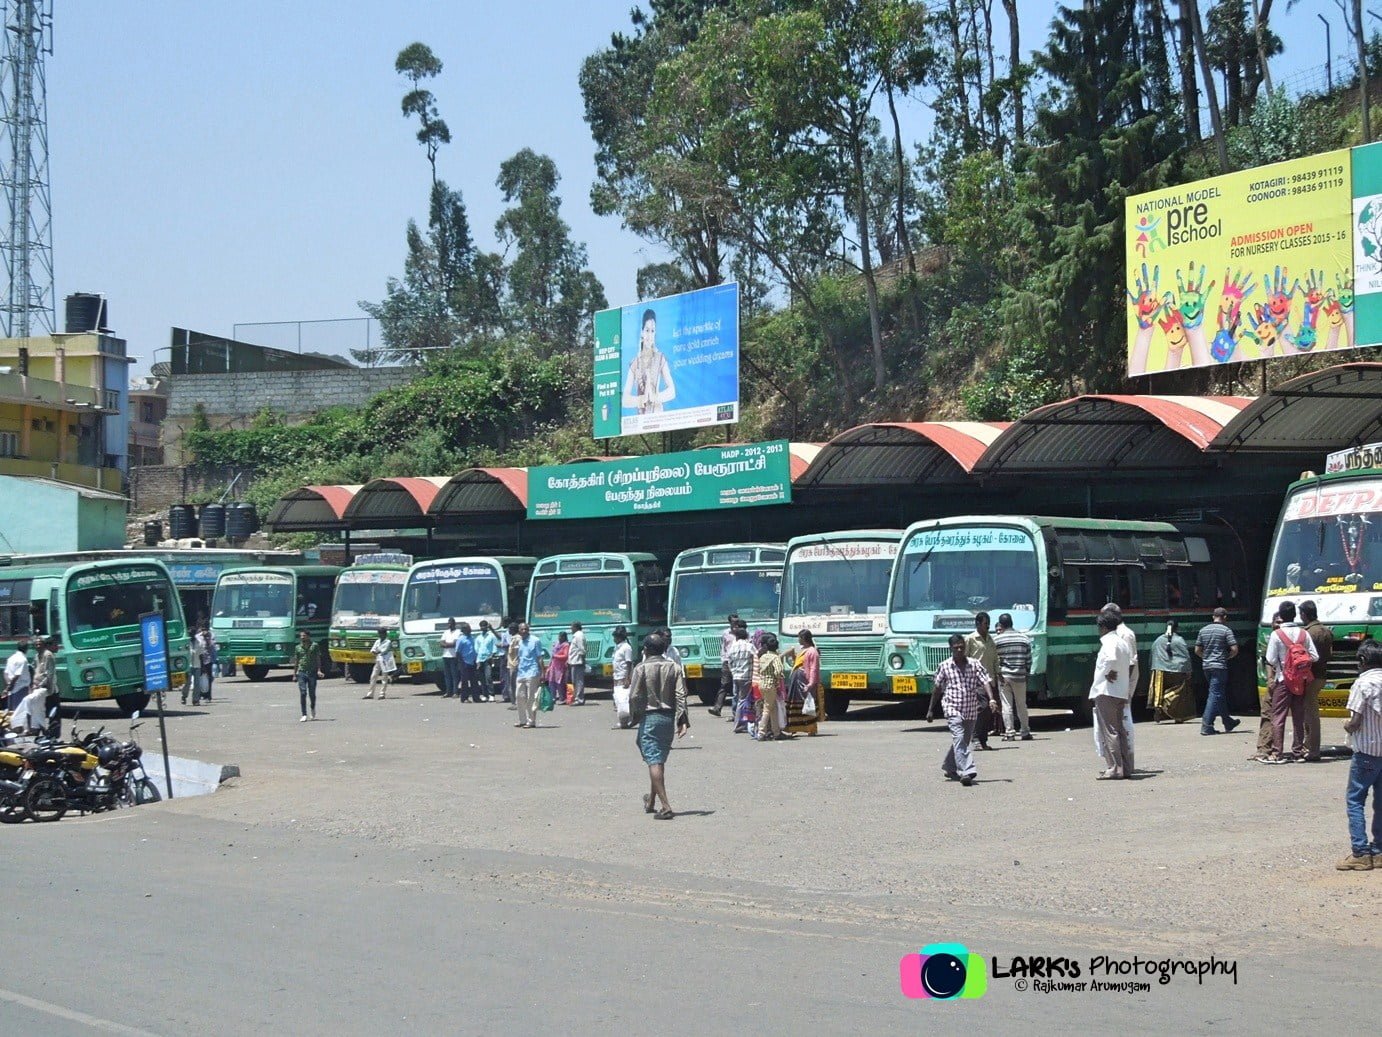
0,987,162,1035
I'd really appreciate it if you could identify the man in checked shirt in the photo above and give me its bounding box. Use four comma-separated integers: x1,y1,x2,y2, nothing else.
926,633,1000,786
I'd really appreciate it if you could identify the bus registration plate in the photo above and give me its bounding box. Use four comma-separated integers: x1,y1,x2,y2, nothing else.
831,672,866,690
891,676,918,695
89,684,112,699
235,656,257,666
684,663,703,678
406,661,423,674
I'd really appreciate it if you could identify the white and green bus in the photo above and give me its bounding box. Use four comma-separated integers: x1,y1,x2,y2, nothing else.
328,553,412,683
885,516,1253,720
399,556,536,684
668,543,785,705
779,531,903,718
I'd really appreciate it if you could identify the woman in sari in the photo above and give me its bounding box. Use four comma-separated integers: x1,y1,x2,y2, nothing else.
1148,620,1195,723
784,629,820,736
547,631,570,705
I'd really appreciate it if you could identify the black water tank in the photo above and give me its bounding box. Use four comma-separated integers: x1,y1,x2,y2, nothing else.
142,520,163,546
199,502,226,539
168,504,197,539
226,502,258,540
64,293,108,333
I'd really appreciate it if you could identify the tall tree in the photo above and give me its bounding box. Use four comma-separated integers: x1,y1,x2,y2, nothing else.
395,42,452,185
999,0,1024,143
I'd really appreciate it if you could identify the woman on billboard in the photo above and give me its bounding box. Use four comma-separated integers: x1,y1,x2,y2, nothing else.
622,308,677,414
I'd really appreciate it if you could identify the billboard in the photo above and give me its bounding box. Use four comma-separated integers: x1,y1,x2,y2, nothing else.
592,283,739,438
527,441,790,521
1125,149,1355,374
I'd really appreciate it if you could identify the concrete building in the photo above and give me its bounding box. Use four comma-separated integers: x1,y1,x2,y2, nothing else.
129,375,169,466
0,474,127,552
0,363,119,492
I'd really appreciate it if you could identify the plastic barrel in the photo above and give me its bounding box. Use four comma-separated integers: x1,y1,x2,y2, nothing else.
226,502,258,540
168,504,197,540
199,502,226,539
142,520,163,546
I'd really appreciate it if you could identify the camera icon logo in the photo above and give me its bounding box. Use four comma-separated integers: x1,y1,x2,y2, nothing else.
899,943,987,1000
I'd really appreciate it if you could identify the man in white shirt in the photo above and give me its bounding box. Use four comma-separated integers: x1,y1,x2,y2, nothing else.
568,622,588,705
1262,600,1319,764
5,639,31,711
1095,604,1138,773
610,625,636,729
658,628,683,670
1091,614,1133,780
9,680,48,735
365,627,397,700
725,625,756,729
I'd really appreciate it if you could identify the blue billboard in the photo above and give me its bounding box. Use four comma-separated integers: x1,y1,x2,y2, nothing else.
593,282,739,438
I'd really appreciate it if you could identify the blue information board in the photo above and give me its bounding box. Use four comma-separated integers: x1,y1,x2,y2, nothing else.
140,612,170,694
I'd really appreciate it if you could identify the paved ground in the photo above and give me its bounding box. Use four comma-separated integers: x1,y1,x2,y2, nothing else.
3,674,1379,1033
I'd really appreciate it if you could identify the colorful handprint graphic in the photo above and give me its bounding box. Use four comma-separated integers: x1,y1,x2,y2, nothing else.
1211,268,1255,363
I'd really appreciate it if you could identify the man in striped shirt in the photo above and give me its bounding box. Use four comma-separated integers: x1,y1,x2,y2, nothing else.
1338,639,1382,871
993,613,1033,741
926,634,999,786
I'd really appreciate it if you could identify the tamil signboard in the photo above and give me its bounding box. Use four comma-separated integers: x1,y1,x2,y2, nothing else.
1326,440,1382,474
1125,149,1356,374
140,612,170,695
528,441,791,521
592,283,739,438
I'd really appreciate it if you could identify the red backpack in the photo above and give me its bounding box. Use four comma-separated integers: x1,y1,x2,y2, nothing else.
1275,628,1313,696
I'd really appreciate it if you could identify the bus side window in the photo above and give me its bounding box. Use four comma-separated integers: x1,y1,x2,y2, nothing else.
1143,570,1167,609
1166,570,1184,607
1117,568,1143,609
1064,566,1087,608
29,600,47,636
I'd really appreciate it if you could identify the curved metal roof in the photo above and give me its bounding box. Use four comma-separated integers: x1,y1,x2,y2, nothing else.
429,467,529,517
343,476,450,525
1208,362,1382,456
263,484,361,532
798,422,1007,487
972,396,1252,476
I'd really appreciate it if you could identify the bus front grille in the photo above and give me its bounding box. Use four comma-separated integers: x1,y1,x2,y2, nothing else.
701,636,723,659
819,645,882,671
110,655,141,681
1327,639,1359,685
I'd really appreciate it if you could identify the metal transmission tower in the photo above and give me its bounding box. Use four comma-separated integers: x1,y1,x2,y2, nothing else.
0,0,54,339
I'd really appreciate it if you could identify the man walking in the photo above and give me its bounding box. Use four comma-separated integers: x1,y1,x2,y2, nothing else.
475,620,498,701
568,621,587,705
926,633,997,786
628,633,690,820
1091,614,1133,779
503,622,519,705
293,629,321,722
611,625,635,728
992,613,1033,741
1337,639,1382,871
712,613,739,717
965,612,1000,749
725,624,756,729
4,638,30,712
1300,600,1333,762
365,627,396,700
513,622,544,729
1263,600,1318,764
1195,606,1241,735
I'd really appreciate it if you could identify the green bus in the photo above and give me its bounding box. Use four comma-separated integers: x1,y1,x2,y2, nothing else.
1259,443,1382,717
779,531,903,718
0,556,191,715
399,556,537,685
885,516,1253,720
328,553,412,683
212,565,342,681
668,543,785,705
526,553,668,680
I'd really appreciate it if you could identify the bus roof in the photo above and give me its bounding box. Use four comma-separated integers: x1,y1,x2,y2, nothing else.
217,564,343,579
408,555,537,571
899,515,1183,536
0,556,178,581
1283,466,1381,495
533,552,657,568
785,530,903,550
671,544,785,570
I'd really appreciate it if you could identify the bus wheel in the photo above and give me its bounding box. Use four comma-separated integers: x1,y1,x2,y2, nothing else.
243,665,271,682
825,692,851,720
116,693,150,717
347,663,372,684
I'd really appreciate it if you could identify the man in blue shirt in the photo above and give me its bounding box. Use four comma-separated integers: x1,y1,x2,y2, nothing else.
457,622,480,702
474,620,499,701
514,622,545,728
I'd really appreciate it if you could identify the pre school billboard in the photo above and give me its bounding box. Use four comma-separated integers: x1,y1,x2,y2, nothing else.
1125,149,1356,375
592,282,739,438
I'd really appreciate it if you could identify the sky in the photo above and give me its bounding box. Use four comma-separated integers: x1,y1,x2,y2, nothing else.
44,1,1345,376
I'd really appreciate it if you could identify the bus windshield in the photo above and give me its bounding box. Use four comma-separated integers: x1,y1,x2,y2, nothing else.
403,564,504,628
890,526,1041,632
671,569,780,624
781,540,897,635
529,574,632,624
213,573,293,620
67,566,177,635
333,572,405,623
1266,477,1382,621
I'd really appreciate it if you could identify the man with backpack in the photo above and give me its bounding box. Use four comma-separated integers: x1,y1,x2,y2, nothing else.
1262,601,1318,764
1299,600,1333,762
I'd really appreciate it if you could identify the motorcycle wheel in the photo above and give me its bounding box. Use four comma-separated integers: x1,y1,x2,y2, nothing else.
0,796,24,823
25,777,68,822
134,777,162,804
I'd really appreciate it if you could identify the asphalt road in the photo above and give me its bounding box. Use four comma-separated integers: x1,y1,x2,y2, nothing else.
3,674,1379,1034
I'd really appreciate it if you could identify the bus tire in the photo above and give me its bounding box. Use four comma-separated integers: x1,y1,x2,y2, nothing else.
243,665,271,682
825,692,851,720
347,663,372,684
116,693,150,717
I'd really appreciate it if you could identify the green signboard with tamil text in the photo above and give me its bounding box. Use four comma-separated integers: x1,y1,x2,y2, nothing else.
528,441,791,521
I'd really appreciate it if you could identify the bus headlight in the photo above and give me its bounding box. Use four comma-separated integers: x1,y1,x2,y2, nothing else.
81,667,110,684
172,656,188,671
405,646,420,658
888,653,906,670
